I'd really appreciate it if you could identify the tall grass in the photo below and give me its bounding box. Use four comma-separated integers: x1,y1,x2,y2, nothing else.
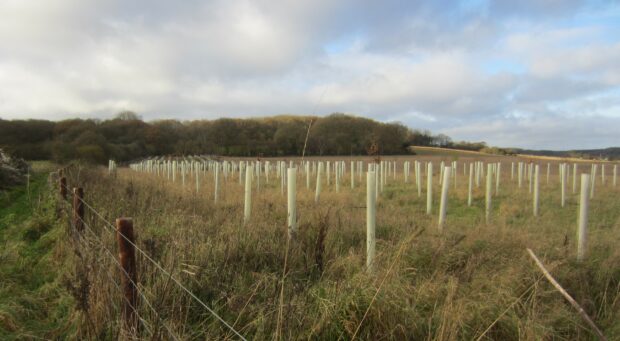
62,158,620,340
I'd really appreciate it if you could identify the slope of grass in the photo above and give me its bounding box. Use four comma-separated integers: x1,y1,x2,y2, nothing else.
0,168,76,339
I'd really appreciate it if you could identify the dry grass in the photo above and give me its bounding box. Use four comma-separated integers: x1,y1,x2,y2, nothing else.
60,157,620,340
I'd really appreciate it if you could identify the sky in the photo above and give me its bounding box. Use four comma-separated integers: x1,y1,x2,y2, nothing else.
1,0,619,150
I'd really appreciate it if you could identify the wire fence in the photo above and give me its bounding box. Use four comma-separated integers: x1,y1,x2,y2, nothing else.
56,167,247,340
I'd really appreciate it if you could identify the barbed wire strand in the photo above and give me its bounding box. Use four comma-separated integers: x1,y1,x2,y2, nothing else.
61,181,247,341
74,213,181,341
72,227,154,337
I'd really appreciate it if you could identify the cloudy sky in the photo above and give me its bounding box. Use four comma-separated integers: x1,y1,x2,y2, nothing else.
1,0,619,149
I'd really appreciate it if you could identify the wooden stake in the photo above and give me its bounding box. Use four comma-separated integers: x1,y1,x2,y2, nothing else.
116,218,139,334
60,177,67,200
526,248,606,341
72,187,84,232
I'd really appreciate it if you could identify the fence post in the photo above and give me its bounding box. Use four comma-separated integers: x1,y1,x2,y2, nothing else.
116,218,138,333
72,187,84,232
60,177,67,200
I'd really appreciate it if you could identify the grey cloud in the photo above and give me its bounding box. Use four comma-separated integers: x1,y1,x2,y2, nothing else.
0,0,619,150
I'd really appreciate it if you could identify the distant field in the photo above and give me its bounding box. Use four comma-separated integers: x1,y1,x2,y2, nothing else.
409,145,492,157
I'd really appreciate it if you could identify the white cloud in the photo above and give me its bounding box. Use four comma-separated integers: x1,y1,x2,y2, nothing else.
0,0,619,149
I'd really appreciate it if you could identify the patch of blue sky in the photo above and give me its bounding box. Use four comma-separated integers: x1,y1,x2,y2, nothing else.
481,59,526,75
558,3,620,45
324,32,365,55
458,0,489,16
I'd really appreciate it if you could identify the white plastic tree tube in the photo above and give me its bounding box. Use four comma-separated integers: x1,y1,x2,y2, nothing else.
315,162,323,203
452,161,457,189
439,161,445,185
214,164,220,204
335,162,341,193
195,167,200,193
366,171,376,272
590,164,597,199
306,162,311,189
438,166,451,232
561,164,566,208
426,162,433,215
244,165,253,223
468,163,473,207
577,174,590,261
287,167,297,239
495,162,501,194
533,165,540,216
573,163,578,194
326,161,331,187
416,161,421,197
351,161,355,189
528,163,533,193
485,163,492,223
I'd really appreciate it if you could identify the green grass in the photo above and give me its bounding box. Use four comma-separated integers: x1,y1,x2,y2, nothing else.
0,169,76,340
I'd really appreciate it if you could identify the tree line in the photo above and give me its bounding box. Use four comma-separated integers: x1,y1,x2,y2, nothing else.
0,112,480,164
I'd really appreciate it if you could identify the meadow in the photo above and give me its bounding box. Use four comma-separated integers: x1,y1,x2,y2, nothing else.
41,153,617,340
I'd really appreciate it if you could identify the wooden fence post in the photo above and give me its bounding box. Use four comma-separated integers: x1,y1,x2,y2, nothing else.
116,218,138,333
72,187,84,232
60,177,67,200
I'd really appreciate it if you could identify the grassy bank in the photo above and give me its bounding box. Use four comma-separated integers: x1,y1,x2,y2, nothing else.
0,166,76,339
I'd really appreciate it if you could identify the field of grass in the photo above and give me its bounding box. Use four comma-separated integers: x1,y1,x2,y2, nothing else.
47,157,620,340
